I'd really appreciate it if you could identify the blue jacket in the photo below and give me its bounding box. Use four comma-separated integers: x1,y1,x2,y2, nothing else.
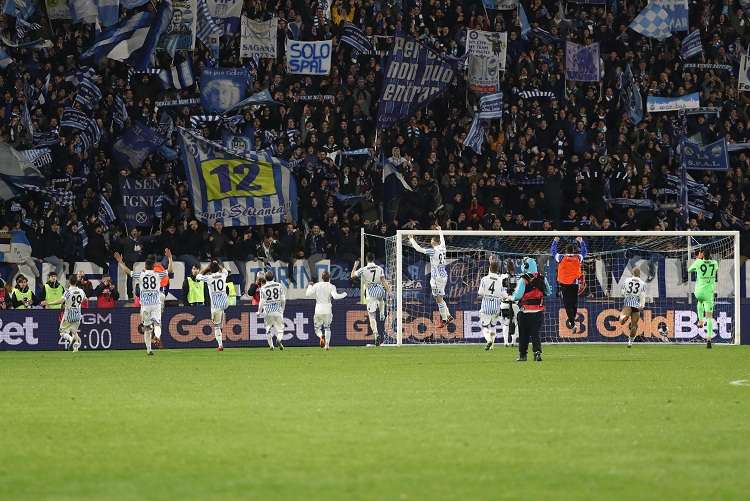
512,257,551,302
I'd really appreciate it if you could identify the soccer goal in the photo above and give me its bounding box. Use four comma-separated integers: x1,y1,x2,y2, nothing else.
372,231,741,346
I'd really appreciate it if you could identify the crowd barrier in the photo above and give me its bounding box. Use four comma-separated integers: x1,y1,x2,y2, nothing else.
0,299,747,351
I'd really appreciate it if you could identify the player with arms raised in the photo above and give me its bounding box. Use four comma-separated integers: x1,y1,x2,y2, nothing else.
408,226,453,328
47,275,86,352
477,256,512,351
115,249,173,355
196,260,230,351
351,253,390,346
258,271,286,351
688,248,719,348
306,270,347,350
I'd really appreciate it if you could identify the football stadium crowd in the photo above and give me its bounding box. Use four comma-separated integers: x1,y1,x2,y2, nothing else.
1,0,750,303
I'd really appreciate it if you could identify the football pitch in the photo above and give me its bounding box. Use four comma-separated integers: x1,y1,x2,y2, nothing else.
1,345,748,500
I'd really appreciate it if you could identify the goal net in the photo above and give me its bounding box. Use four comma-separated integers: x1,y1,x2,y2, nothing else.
374,231,740,346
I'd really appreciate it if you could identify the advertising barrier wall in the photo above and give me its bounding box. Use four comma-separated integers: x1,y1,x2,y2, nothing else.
0,300,747,351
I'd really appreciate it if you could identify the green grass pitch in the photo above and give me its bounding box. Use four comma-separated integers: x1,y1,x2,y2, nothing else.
1,345,749,500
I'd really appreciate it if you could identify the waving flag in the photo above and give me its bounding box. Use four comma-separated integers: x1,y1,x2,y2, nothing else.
196,0,222,58
112,121,165,168
340,22,374,55
681,30,702,59
68,0,97,23
463,116,484,154
178,127,298,226
629,3,672,41
3,0,38,20
113,94,129,129
621,64,643,125
74,77,102,112
223,89,280,114
97,0,120,26
81,0,171,70
158,59,195,89
0,143,45,201
98,195,116,229
478,93,503,119
518,2,531,39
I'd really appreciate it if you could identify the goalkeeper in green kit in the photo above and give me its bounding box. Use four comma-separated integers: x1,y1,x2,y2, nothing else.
688,249,718,348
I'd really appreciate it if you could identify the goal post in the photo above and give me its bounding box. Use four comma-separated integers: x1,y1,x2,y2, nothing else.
378,230,741,346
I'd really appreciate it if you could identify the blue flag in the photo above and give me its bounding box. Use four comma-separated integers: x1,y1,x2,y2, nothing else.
629,3,672,41
113,94,129,129
98,194,117,229
74,77,102,112
518,2,531,40
377,36,459,129
97,0,120,26
622,64,643,125
119,175,161,227
463,116,484,154
223,89,280,114
196,0,222,58
681,30,702,59
340,22,374,55
178,127,298,227
81,0,171,70
682,138,729,171
113,121,166,169
565,41,600,82
200,67,248,113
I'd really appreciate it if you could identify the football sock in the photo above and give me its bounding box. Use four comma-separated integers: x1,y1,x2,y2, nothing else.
481,327,493,344
144,327,153,352
706,316,714,340
266,331,274,348
60,332,72,343
214,327,223,347
368,313,378,336
324,327,331,348
154,325,162,340
438,302,448,321
697,302,705,325
501,322,510,345
378,300,385,320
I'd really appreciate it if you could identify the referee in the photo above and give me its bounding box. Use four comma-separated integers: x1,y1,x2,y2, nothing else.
511,257,550,362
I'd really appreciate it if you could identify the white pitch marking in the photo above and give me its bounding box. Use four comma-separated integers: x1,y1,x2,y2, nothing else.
729,379,750,386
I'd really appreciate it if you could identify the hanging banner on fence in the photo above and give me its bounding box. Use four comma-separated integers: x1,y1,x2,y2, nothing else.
119,175,160,227
739,55,750,92
681,138,729,171
654,0,688,32
285,39,332,75
46,0,70,19
465,30,506,94
157,0,197,52
200,67,248,113
377,36,459,128
481,0,517,9
206,0,242,33
178,127,297,226
240,16,277,59
646,92,699,112
565,41,600,82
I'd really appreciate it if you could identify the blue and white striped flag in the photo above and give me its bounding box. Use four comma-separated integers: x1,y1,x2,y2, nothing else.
681,30,702,59
32,130,59,147
178,127,298,226
113,94,128,129
340,22,374,55
18,148,52,168
0,48,13,68
2,0,37,20
629,3,672,41
158,59,195,89
478,92,503,119
16,18,41,39
81,0,171,70
463,116,484,154
75,77,103,112
98,194,116,229
223,89,280,114
21,103,33,135
622,64,643,125
196,0,222,58
69,0,98,24
97,0,121,27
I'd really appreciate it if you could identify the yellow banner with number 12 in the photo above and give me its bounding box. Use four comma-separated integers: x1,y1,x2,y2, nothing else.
201,158,277,201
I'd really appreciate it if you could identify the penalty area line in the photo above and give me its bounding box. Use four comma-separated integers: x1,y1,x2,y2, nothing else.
729,379,750,387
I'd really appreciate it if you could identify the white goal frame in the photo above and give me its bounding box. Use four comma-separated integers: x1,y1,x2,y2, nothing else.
393,230,741,346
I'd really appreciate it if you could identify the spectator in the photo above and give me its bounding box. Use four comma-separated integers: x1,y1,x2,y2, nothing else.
181,264,208,306
93,275,119,308
39,271,64,309
76,270,95,298
10,275,36,309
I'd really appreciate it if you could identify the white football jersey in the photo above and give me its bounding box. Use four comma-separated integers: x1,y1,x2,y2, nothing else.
197,270,229,310
132,270,168,306
306,281,347,315
423,244,447,279
63,286,86,323
477,272,509,300
621,276,646,308
355,263,385,287
259,280,286,315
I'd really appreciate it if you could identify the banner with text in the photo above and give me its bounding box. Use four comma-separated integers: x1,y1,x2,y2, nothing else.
118,175,161,227
285,39,332,75
377,36,459,128
240,16,277,59
465,30,506,94
157,0,197,52
646,92,699,112
200,67,248,113
682,138,729,171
